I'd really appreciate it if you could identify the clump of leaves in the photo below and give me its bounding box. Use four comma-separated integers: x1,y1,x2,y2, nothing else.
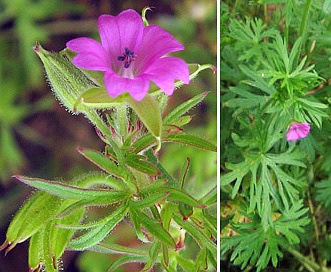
221,1,331,271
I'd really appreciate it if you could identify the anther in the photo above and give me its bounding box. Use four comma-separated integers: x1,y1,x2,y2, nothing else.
118,47,136,68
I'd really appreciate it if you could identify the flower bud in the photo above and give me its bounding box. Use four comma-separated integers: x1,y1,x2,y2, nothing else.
33,42,111,137
33,42,95,113
0,191,63,254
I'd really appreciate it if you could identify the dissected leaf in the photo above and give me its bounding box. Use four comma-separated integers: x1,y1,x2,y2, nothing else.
14,175,127,200
164,133,216,152
129,203,175,247
173,212,216,258
142,240,161,271
164,92,208,124
68,202,129,250
76,147,128,184
125,153,160,175
106,255,149,272
89,243,148,256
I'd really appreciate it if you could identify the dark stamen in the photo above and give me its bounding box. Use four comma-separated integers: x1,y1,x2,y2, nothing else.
118,47,136,68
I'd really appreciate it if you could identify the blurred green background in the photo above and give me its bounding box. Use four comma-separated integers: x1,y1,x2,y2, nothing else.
0,0,216,271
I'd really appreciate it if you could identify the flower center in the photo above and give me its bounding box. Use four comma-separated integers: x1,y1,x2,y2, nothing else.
117,47,136,68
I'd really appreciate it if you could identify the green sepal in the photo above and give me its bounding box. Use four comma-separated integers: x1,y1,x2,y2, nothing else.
73,88,163,149
6,191,44,244
181,63,215,88
74,87,126,110
68,201,129,250
164,133,217,152
126,94,162,143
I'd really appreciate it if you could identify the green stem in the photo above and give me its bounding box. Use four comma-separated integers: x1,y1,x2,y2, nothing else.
307,187,319,243
85,110,110,138
129,168,150,189
295,0,312,65
115,104,128,138
286,246,329,272
299,0,312,38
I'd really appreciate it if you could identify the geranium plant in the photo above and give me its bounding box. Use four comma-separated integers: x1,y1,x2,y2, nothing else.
0,8,216,272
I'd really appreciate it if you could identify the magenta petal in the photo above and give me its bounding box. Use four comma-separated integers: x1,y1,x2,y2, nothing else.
66,38,110,70
97,15,120,60
143,57,189,95
66,9,190,101
104,72,149,101
286,122,310,141
136,25,185,73
127,77,150,101
286,131,299,141
98,10,143,62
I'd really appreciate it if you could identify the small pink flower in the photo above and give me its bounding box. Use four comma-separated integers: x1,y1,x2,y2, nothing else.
286,122,311,141
66,9,190,101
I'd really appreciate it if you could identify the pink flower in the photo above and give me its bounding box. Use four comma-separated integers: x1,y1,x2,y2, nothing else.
286,122,311,141
66,9,190,101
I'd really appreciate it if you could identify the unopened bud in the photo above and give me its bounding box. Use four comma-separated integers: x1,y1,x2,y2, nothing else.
33,42,95,113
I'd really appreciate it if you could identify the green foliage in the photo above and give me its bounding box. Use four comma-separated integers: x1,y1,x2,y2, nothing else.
221,0,331,271
1,48,216,272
